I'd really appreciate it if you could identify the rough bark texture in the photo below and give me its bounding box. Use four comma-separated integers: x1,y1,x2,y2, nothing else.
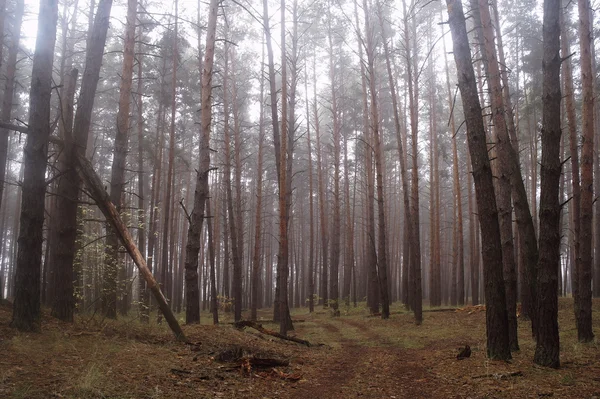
576,0,595,343
534,0,561,368
403,0,422,323
477,0,519,352
50,69,79,321
277,0,292,335
184,0,218,324
104,0,136,318
11,0,59,332
446,0,511,360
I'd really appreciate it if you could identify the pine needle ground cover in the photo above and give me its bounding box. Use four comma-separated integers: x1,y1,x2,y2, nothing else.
1,298,598,398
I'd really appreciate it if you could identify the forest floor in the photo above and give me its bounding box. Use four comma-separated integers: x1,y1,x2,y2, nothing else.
1,298,599,399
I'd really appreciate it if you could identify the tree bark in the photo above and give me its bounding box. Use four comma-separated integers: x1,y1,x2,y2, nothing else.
402,0,422,322
477,0,519,351
104,0,137,319
49,69,78,321
11,0,59,332
445,0,511,360
575,0,595,343
184,0,218,324
0,0,24,214
251,44,266,322
534,0,561,368
326,3,341,315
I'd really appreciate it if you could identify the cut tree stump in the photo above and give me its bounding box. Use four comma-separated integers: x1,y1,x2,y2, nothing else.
234,320,311,346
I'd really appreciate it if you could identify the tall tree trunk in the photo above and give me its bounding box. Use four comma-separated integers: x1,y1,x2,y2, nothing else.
442,20,464,306
403,0,422,322
159,2,178,312
184,0,218,324
313,55,329,310
11,0,59,332
277,0,292,335
576,0,595,342
222,46,242,322
534,0,561,367
104,0,136,319
304,55,315,313
376,0,413,316
0,0,24,214
363,0,389,319
477,0,519,351
445,0,511,360
136,30,149,322
49,69,78,321
251,44,266,322
206,198,219,324
326,3,340,315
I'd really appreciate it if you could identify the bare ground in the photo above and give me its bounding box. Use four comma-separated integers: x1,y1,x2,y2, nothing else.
1,298,599,398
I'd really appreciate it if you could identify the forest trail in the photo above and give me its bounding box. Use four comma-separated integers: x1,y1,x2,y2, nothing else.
1,300,599,398
288,318,436,399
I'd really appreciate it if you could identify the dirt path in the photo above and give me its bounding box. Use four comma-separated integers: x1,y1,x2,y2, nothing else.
287,319,441,399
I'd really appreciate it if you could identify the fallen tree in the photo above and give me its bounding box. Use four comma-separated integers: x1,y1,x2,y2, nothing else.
74,153,187,342
234,320,311,346
2,112,188,343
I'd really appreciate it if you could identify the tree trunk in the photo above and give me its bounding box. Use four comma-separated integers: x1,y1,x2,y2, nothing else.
277,0,293,335
251,44,266,322
0,0,23,214
11,0,59,332
74,154,186,341
304,56,315,313
184,0,218,324
326,3,340,315
534,0,562,368
477,0,519,351
313,55,329,310
445,0,511,360
136,29,149,322
49,69,79,321
575,0,595,343
104,0,136,319
441,20,464,306
402,0,422,323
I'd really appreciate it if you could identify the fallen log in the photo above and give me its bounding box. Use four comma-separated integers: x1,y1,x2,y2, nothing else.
75,154,187,343
472,371,523,379
234,320,311,346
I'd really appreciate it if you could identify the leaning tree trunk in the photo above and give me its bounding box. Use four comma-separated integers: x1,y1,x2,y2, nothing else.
11,0,59,332
534,0,562,368
445,0,511,361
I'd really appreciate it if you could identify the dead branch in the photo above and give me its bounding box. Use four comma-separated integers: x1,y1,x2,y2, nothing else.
234,320,311,347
